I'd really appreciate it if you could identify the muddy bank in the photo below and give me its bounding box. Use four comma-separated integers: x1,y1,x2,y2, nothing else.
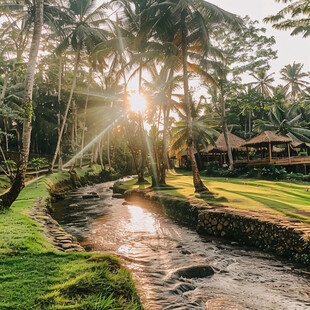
124,188,310,265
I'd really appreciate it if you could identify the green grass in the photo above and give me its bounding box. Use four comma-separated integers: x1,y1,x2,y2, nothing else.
0,166,143,310
124,170,310,225
0,176,11,195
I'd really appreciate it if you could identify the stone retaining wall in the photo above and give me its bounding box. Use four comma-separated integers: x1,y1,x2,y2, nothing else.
124,188,310,265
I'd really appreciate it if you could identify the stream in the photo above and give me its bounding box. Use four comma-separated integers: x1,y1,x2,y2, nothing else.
52,179,310,310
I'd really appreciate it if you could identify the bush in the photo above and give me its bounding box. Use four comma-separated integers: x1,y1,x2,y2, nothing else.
302,175,310,182
261,165,287,180
287,172,304,181
298,151,308,157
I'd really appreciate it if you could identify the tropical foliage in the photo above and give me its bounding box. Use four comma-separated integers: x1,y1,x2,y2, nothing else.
0,0,309,208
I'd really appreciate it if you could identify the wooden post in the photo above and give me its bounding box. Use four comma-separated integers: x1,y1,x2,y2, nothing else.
246,146,249,164
268,143,272,162
287,143,291,163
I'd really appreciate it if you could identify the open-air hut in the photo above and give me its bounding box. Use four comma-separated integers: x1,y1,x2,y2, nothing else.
200,133,246,166
179,148,197,168
291,140,310,155
242,131,292,164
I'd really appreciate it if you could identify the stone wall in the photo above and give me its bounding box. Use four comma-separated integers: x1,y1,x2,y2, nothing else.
124,189,310,265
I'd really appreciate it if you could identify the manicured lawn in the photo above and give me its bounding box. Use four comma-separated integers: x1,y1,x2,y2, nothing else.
0,176,11,195
124,171,310,225
0,167,143,310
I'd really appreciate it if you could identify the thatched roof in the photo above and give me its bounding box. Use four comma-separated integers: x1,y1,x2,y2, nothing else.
242,131,292,148
291,140,310,149
180,148,197,157
202,133,246,154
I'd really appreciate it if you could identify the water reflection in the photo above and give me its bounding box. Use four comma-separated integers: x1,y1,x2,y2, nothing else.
52,181,310,310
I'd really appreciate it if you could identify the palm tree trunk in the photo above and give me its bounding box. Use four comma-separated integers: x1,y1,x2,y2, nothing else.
181,9,208,193
1,0,44,209
79,67,92,167
107,131,111,171
51,48,80,170
57,56,63,170
220,91,234,170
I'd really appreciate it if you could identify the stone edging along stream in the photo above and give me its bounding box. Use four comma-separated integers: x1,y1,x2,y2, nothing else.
30,168,121,253
121,187,310,266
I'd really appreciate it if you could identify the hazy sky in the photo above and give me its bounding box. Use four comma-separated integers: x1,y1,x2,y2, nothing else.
208,0,310,84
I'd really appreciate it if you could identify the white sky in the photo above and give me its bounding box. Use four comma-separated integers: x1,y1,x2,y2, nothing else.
208,0,310,84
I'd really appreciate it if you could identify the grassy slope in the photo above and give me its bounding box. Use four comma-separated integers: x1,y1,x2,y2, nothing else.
124,171,310,225
0,166,143,310
0,176,11,195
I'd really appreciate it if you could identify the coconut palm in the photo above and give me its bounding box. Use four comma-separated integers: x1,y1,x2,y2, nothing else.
250,69,275,97
1,0,44,209
254,103,310,143
171,97,219,164
144,62,182,183
280,62,309,101
264,0,310,38
50,0,109,170
153,0,243,192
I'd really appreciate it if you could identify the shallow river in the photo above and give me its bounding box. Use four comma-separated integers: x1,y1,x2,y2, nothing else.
52,179,310,310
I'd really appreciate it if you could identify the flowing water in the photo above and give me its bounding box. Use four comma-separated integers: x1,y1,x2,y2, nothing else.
52,179,310,310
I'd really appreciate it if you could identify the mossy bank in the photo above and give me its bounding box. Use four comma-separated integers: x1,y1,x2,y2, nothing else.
123,188,310,266
0,165,143,310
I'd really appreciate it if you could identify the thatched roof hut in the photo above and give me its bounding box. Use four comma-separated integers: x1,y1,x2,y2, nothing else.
180,148,197,157
242,131,292,148
202,132,246,154
291,140,310,149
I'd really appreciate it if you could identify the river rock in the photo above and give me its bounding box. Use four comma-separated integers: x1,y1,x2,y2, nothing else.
112,193,124,199
172,265,214,279
82,193,99,199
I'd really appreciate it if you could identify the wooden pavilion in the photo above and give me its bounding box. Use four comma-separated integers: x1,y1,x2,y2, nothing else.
200,133,247,167
240,131,310,166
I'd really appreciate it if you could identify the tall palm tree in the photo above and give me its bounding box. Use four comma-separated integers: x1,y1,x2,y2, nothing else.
255,103,310,143
50,0,109,170
1,0,44,209
264,0,310,38
144,62,182,183
280,62,309,101
250,69,275,97
154,0,242,192
171,98,218,166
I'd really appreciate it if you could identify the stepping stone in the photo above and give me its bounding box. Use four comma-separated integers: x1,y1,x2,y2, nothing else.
112,194,123,199
171,265,214,279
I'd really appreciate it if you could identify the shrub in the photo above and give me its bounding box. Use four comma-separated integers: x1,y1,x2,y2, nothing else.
298,151,308,157
261,165,287,180
302,175,310,182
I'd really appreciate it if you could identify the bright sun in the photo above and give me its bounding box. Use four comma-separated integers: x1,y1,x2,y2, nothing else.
128,93,148,113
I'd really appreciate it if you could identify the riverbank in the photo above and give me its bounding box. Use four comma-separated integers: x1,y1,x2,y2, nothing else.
120,174,310,265
0,165,143,309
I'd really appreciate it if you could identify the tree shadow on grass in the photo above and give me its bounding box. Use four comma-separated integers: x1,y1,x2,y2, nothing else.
151,184,187,198
197,191,229,206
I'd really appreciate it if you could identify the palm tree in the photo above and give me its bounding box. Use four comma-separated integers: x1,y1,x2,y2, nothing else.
50,0,109,170
154,0,242,192
144,62,182,183
1,0,44,209
255,103,310,143
250,69,275,97
280,62,309,101
264,0,310,38
171,97,219,166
